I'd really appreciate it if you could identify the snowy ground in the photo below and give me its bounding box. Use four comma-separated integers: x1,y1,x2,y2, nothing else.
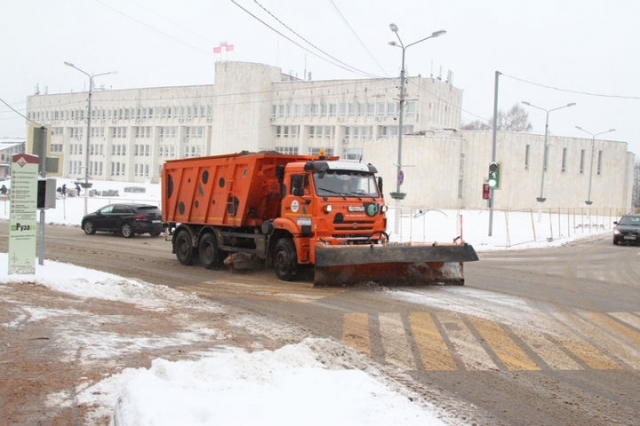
0,178,616,425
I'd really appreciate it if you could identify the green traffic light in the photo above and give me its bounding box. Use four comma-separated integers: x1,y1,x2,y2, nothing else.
488,172,497,188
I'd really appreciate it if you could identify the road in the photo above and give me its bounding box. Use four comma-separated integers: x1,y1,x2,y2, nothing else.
3,222,640,425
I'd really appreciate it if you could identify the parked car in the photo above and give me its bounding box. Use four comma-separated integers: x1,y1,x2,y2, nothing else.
613,214,640,245
81,203,163,238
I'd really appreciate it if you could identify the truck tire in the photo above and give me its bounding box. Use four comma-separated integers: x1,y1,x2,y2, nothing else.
199,233,224,269
174,229,196,265
274,238,298,281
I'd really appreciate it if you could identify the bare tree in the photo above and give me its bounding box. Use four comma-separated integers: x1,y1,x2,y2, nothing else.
495,104,532,132
462,104,532,132
461,120,491,130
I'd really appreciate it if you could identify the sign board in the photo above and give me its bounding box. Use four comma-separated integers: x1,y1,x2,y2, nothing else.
8,154,38,274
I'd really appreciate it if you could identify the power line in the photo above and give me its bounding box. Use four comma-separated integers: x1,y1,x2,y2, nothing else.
230,0,380,78
327,0,388,77
502,73,640,100
93,0,213,56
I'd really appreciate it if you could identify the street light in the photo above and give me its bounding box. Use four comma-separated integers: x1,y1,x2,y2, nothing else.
64,61,116,189
521,101,576,202
575,126,615,205
388,24,446,201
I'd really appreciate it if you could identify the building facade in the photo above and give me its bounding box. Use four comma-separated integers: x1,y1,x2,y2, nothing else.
0,139,26,180
26,61,634,211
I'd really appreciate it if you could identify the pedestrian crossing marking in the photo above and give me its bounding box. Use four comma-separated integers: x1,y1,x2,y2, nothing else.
467,316,541,371
550,312,623,370
509,327,583,370
409,312,457,371
379,313,417,371
568,311,640,369
609,312,640,331
435,312,498,371
340,310,638,372
342,313,370,355
175,280,344,303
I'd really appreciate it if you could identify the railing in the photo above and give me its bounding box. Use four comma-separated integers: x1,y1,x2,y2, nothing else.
387,206,632,249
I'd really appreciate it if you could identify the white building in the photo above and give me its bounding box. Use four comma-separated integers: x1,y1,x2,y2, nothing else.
26,61,634,211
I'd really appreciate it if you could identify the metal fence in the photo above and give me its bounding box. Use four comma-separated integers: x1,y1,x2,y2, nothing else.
388,206,629,249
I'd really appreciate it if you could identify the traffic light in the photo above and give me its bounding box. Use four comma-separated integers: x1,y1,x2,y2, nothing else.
482,183,490,199
488,162,500,189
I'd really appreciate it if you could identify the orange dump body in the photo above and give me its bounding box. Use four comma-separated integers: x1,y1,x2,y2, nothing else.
162,152,323,227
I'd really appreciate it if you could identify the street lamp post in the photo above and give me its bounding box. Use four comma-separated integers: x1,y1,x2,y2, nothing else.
521,101,576,202
575,126,615,205
64,61,116,189
388,24,446,201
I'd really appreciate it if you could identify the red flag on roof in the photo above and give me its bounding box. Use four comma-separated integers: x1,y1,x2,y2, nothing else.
214,42,234,54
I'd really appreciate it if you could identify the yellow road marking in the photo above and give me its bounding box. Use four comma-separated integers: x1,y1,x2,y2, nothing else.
468,316,541,371
176,279,344,303
409,312,457,371
435,312,497,371
609,312,640,335
509,327,582,370
379,313,416,371
342,313,370,355
549,312,622,370
573,312,640,369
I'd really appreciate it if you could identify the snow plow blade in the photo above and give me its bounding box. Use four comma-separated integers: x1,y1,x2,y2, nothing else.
314,243,479,287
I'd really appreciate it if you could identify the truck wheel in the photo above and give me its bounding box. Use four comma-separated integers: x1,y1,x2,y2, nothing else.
274,238,298,281
175,229,195,265
199,233,224,269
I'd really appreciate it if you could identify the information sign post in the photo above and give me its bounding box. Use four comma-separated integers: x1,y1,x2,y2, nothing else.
8,154,38,274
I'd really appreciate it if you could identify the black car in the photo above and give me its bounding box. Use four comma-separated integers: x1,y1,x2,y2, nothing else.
81,203,164,238
613,214,640,245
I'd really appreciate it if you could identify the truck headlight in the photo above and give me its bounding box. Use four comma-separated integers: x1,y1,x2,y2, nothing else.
323,204,332,213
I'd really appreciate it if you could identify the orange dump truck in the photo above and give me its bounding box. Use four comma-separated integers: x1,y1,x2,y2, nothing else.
161,151,478,286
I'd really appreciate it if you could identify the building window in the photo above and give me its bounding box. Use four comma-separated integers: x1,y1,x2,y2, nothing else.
387,102,395,117
329,104,337,117
367,103,375,117
376,103,385,118
597,150,603,175
458,153,465,199
406,101,416,117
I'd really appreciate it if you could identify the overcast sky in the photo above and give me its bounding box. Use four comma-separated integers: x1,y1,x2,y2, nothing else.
2,0,638,156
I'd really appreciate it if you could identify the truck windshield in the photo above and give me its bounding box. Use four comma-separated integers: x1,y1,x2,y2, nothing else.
313,170,380,198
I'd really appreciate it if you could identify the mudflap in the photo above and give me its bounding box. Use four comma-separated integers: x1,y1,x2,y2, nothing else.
314,243,479,287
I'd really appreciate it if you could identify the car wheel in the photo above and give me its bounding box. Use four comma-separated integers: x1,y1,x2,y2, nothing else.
121,222,134,238
274,238,298,281
83,220,96,235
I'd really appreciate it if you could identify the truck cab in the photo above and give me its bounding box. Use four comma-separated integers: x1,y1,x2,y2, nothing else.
275,159,388,272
